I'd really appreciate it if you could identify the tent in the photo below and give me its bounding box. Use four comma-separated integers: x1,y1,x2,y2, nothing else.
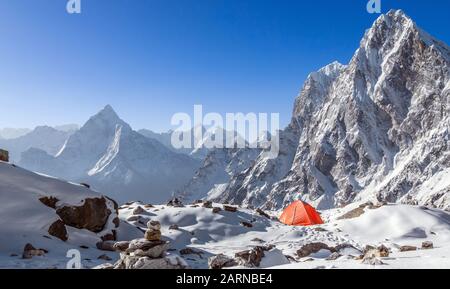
279,200,324,226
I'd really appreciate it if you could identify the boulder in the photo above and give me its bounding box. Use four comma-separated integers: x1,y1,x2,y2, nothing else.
96,241,116,252
422,241,434,249
39,196,59,209
208,254,237,269
101,231,117,242
212,207,222,214
202,201,213,208
235,246,266,267
400,245,418,252
56,197,111,233
132,206,145,215
378,245,390,257
169,224,179,230
0,149,9,162
179,248,203,258
240,221,253,228
48,219,68,241
113,241,131,252
22,243,47,259
297,243,335,258
223,205,238,212
256,208,271,219
167,198,184,207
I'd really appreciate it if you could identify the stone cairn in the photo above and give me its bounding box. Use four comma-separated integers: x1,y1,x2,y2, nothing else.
109,220,187,269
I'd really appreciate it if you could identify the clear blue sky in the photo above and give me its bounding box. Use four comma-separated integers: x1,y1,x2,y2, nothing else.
0,0,449,132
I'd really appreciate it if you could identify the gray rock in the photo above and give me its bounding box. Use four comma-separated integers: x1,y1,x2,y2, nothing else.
208,254,237,269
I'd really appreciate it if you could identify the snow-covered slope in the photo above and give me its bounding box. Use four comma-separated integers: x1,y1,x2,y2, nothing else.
0,126,71,162
118,201,450,269
19,106,201,204
186,10,449,211
0,161,142,269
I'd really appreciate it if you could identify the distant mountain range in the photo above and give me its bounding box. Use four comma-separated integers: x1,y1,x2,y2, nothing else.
0,126,75,162
17,106,201,203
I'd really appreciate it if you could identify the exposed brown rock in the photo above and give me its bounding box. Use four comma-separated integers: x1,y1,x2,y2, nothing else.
96,241,116,252
101,230,117,242
179,248,203,258
132,206,145,215
422,241,434,249
0,149,9,162
48,219,68,241
235,246,266,267
208,254,237,269
56,197,110,233
112,217,120,228
223,205,238,212
22,243,47,259
378,245,390,257
297,242,335,258
167,198,184,207
400,245,417,252
169,224,179,230
202,201,213,208
39,196,59,209
240,221,253,228
113,241,131,252
256,208,271,219
212,207,222,214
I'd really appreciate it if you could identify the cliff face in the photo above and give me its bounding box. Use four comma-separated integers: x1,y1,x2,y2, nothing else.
186,10,449,211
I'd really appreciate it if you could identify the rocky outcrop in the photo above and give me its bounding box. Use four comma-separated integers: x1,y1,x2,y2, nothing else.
56,197,113,233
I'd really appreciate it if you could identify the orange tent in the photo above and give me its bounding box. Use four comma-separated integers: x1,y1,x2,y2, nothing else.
279,200,324,226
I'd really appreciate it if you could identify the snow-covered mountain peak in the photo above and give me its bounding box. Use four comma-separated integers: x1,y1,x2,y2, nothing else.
315,61,346,79
83,105,130,132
